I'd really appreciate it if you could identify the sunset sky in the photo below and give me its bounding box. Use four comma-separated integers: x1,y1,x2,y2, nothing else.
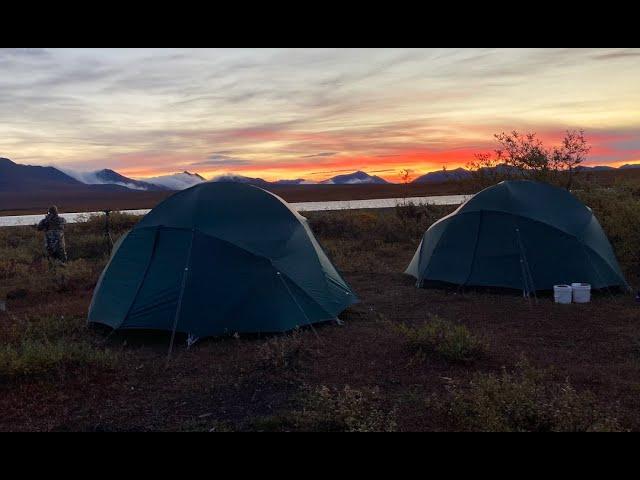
1,48,639,182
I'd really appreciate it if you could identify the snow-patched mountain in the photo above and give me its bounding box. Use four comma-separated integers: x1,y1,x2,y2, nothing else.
62,168,169,191
210,174,270,187
273,178,315,185
321,171,389,185
412,168,472,184
212,175,316,186
0,158,134,193
142,171,206,190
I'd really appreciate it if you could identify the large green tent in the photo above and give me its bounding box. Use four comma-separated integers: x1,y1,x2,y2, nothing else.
88,182,357,338
406,180,627,293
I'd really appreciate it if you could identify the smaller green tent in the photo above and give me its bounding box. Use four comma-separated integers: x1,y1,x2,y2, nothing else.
88,182,357,338
406,180,627,292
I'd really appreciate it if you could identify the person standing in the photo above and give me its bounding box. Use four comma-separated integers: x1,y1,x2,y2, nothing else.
37,206,68,263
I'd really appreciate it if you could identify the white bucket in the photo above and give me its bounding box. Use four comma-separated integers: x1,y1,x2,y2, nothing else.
571,283,591,303
554,285,573,304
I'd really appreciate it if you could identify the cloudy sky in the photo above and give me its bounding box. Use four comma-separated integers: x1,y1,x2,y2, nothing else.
1,48,639,182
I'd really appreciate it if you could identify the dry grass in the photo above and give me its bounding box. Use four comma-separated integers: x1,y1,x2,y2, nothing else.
0,213,138,300
1,185,639,431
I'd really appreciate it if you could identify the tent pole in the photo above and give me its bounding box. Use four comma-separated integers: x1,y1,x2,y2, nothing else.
515,226,537,305
167,229,196,362
462,210,483,291
119,227,161,333
276,271,321,341
519,255,529,299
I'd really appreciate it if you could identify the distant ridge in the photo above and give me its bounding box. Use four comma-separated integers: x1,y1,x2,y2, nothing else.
321,170,389,185
0,157,85,192
411,163,638,183
211,174,270,187
3,155,640,194
412,167,472,184
575,165,616,171
142,171,206,190
207,171,389,185
273,178,312,185
63,168,170,191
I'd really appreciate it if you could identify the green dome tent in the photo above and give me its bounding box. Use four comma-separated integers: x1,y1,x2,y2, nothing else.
88,182,357,338
406,180,627,293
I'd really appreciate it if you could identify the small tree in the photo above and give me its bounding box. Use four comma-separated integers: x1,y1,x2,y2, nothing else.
467,153,504,190
494,131,550,181
467,130,591,190
550,130,590,190
399,168,413,202
400,168,412,184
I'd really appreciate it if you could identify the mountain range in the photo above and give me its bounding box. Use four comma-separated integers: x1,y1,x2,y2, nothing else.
210,171,388,186
0,158,208,193
0,158,132,193
62,168,169,191
1,157,639,193
0,159,391,193
410,164,638,184
319,170,389,185
141,171,206,190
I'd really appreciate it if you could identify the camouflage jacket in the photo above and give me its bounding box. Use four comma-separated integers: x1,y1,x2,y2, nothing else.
38,213,66,233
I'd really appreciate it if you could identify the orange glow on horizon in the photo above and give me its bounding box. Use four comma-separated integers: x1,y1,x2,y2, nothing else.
121,152,640,184
121,148,489,183
112,127,640,184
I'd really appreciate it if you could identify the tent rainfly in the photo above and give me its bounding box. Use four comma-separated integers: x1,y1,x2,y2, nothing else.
88,182,358,339
406,180,628,293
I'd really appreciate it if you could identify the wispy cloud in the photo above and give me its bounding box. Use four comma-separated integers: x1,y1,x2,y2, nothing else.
190,153,253,167
302,152,338,158
0,48,639,181
591,49,640,61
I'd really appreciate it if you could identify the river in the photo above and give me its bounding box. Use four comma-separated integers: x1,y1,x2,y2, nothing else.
0,194,471,227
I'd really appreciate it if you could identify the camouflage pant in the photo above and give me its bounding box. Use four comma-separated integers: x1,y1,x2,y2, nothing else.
45,231,67,262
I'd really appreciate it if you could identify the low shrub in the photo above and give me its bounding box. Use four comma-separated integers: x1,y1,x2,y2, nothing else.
395,315,485,362
23,315,86,342
308,204,453,246
257,329,310,371
293,385,397,432
445,364,620,432
52,259,100,292
394,201,444,240
252,385,397,432
0,339,116,378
